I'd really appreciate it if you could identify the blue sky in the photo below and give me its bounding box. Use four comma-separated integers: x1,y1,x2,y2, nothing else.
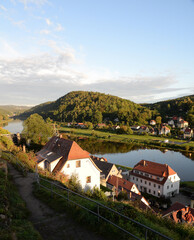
0,0,193,105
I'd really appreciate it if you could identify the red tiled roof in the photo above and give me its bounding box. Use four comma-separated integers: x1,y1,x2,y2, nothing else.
37,136,90,172
107,175,138,193
133,160,176,177
184,128,192,134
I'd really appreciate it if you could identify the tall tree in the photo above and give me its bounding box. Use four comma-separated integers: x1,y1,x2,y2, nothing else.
23,113,53,144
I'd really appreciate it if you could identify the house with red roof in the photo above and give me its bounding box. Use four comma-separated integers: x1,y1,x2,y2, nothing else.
107,175,151,210
177,120,188,129
159,126,170,135
183,128,193,139
129,160,180,198
36,136,101,190
150,120,156,126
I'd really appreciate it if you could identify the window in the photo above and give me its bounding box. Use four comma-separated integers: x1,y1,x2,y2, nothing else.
86,176,91,183
149,182,151,186
145,181,147,184
145,173,149,177
140,179,142,183
148,189,151,193
171,184,173,188
174,176,175,179
76,160,81,168
133,177,134,180
136,178,138,181
158,185,160,189
153,191,155,195
156,177,160,180
67,164,70,168
167,186,169,189
136,184,138,188
154,184,156,188
136,170,139,174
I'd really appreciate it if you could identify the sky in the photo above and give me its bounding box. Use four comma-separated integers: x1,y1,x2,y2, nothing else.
0,0,194,106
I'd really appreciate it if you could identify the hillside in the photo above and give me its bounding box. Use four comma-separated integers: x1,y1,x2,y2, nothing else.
144,95,194,124
0,105,31,116
19,91,153,125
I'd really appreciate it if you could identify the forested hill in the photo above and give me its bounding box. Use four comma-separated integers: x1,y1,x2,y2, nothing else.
144,95,194,123
19,91,154,125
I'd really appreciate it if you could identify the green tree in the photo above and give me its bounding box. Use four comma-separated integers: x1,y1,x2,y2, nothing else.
92,110,103,124
23,114,53,144
156,116,162,125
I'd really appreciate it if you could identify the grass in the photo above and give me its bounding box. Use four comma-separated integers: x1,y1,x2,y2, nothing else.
59,126,194,152
115,164,133,171
33,177,194,240
0,169,42,240
180,181,194,192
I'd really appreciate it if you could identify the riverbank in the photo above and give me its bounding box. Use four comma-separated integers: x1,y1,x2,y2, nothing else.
59,126,194,153
0,119,12,126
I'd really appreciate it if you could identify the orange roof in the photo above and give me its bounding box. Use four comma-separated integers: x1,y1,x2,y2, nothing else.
107,175,137,193
133,160,176,177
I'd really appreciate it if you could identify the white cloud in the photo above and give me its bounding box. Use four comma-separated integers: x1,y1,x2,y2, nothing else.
55,23,63,32
0,40,20,59
19,0,48,8
45,18,52,26
40,29,50,34
0,5,7,11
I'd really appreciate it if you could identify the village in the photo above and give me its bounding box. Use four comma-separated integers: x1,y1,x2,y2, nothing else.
67,115,193,140
36,134,194,226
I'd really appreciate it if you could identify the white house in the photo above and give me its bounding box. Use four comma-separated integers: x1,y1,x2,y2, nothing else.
177,120,188,129
130,160,180,198
36,136,101,190
183,128,193,139
150,120,156,126
159,126,170,135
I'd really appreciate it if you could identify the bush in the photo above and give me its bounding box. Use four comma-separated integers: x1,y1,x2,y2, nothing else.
92,186,107,201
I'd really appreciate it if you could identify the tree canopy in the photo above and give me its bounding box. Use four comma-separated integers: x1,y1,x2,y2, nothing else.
22,113,53,144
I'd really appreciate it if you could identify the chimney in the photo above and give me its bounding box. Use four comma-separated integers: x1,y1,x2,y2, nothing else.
23,145,26,153
143,160,146,166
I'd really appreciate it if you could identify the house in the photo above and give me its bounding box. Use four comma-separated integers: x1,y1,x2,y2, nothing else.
150,120,156,126
131,126,140,132
163,202,194,224
168,120,175,127
112,125,120,131
159,126,170,135
139,126,149,134
129,160,180,198
149,127,158,135
92,159,122,186
36,136,101,190
184,128,193,139
177,120,188,129
76,123,86,128
107,175,151,210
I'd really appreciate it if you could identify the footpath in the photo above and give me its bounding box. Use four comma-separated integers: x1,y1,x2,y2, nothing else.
8,163,104,240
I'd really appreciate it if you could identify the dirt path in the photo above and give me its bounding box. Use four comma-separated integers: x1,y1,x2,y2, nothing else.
8,164,104,240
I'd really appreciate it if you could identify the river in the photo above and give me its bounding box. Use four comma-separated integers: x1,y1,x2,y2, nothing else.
3,120,194,181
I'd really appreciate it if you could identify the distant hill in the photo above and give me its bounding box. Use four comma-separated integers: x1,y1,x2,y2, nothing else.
0,105,31,116
144,95,194,124
19,91,153,125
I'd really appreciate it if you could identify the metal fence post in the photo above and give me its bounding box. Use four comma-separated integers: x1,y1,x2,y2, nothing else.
97,204,100,222
67,189,69,203
145,229,148,240
51,182,53,197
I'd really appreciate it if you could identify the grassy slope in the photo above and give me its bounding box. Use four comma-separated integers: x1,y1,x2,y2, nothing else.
0,169,41,240
33,178,194,240
59,126,194,151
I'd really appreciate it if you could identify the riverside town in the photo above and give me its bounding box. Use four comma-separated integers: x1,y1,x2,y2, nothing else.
0,1,194,240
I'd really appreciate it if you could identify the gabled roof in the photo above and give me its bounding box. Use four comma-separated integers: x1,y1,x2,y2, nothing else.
163,202,194,218
133,160,177,177
36,136,90,172
93,159,114,179
184,128,192,134
107,175,136,193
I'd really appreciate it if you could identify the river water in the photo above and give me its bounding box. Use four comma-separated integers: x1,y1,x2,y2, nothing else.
3,120,194,181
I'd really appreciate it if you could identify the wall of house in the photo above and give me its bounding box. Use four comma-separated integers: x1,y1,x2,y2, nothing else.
130,174,164,197
60,158,100,190
106,165,122,181
38,160,45,169
163,174,180,197
50,157,62,172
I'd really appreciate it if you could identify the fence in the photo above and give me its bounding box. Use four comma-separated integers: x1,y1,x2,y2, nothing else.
36,175,172,240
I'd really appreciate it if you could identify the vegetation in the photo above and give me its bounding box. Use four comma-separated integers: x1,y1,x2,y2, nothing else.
19,91,154,125
22,113,54,144
144,95,194,126
0,105,30,116
0,169,41,240
180,181,194,192
34,177,194,240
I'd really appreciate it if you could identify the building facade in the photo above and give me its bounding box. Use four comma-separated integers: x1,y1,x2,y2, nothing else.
130,160,180,198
